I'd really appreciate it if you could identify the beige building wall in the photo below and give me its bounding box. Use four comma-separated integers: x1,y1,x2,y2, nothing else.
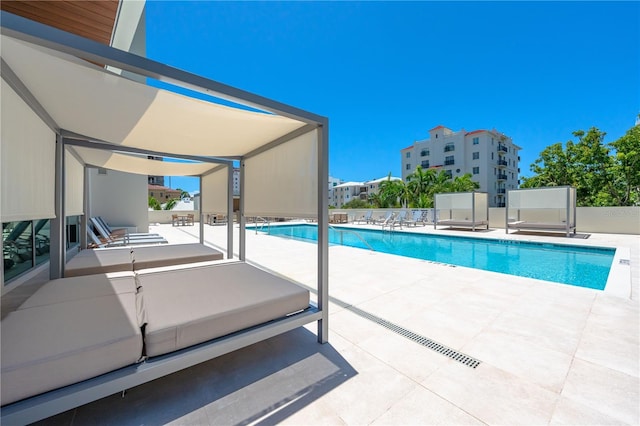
89,169,149,232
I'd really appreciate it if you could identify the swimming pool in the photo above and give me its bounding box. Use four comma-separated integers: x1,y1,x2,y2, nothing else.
255,224,614,290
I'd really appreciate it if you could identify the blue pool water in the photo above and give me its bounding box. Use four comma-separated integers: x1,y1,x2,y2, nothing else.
255,224,614,290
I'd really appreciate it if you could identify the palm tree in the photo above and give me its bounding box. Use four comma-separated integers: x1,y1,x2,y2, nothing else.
406,166,436,208
377,174,406,208
163,198,178,210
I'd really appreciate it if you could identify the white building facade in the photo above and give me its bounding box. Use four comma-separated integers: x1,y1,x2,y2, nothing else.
401,125,521,207
329,176,401,208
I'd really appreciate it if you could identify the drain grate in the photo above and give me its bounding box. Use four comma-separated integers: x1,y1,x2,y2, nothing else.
620,259,630,265
342,302,481,369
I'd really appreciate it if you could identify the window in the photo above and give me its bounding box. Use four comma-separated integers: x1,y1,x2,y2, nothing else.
491,152,494,160
472,152,480,160
444,144,455,152
406,163,411,170
420,149,429,157
444,155,454,165
473,137,479,145
473,167,480,175
421,160,429,168
66,216,79,250
405,152,411,158
3,219,52,284
444,170,452,178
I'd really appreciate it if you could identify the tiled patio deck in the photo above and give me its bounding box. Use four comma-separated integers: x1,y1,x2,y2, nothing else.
36,222,639,425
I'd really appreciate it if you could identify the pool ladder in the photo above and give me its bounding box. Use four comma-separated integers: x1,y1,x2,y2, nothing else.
253,217,270,234
329,224,374,251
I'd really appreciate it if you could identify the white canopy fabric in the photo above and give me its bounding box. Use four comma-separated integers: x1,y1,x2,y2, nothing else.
1,36,308,158
71,147,219,177
201,167,229,214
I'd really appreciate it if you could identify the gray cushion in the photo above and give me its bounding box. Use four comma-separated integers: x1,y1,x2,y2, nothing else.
18,273,137,309
1,293,143,406
131,244,224,271
65,248,133,277
138,262,310,357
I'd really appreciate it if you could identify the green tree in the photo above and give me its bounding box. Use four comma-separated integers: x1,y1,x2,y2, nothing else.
376,174,406,207
608,124,640,206
342,198,370,209
148,196,161,210
449,173,480,192
163,198,178,210
176,188,190,199
522,126,639,206
406,166,436,208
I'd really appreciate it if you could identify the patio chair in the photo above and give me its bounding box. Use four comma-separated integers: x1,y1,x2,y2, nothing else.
404,210,421,227
355,210,373,224
186,214,195,226
377,211,396,229
94,217,161,239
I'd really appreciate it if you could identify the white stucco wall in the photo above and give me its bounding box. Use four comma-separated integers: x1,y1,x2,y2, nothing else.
89,169,149,232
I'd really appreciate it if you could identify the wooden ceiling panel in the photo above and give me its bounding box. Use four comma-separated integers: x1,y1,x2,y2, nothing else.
1,1,119,45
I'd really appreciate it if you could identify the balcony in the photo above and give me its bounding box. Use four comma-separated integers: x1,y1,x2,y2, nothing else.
497,188,506,194
497,159,508,167
498,145,508,153
444,159,455,166
497,173,508,180
496,202,506,207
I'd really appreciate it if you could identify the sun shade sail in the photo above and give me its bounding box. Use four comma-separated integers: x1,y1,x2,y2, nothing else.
1,36,308,157
1,79,56,222
71,147,220,177
201,167,229,214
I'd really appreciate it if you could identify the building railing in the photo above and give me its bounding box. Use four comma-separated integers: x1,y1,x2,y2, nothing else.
498,145,508,153
497,173,508,180
497,159,508,167
497,188,506,194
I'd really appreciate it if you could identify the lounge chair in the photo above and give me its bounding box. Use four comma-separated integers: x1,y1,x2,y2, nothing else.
386,210,407,230
355,210,373,224
374,211,394,226
93,217,161,239
90,218,166,245
87,226,167,248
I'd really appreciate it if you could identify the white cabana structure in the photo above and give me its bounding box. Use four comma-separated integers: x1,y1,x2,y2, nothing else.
433,192,489,231
506,186,577,237
1,11,328,424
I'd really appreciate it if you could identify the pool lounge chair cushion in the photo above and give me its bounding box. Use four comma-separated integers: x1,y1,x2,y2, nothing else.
139,262,310,357
1,293,143,406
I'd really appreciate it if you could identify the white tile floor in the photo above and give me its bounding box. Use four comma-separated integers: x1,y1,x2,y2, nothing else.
33,221,640,424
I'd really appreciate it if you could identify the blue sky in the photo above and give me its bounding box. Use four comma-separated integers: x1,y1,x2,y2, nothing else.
146,1,639,194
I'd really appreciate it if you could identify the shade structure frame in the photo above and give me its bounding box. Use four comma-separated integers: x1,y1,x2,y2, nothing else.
0,11,325,126
1,11,329,423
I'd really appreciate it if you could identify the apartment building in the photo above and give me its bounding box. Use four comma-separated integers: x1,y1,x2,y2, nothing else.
330,176,402,208
401,125,521,207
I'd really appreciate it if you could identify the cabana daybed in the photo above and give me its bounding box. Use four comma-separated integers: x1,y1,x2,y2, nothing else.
506,187,576,237
0,12,328,425
434,192,489,231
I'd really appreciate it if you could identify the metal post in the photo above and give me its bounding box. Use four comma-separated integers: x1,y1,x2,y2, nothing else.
50,135,65,279
239,159,246,261
505,190,509,234
566,186,570,237
80,166,89,249
199,176,204,244
317,122,329,343
227,164,234,259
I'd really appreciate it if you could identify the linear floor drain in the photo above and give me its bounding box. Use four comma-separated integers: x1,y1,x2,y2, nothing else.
220,259,483,370
343,304,481,368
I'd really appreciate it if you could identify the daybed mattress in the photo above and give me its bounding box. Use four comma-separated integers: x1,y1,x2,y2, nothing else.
1,292,143,406
65,248,134,277
18,272,137,309
508,221,574,230
64,244,224,277
138,262,310,357
132,244,224,271
436,219,488,227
